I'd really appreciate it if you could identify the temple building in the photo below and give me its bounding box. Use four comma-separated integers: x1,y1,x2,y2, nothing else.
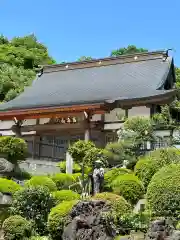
0,50,177,174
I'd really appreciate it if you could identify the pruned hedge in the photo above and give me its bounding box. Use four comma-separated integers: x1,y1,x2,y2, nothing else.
25,176,57,192
135,148,180,189
104,168,131,191
2,215,33,240
48,200,78,240
0,178,21,193
51,173,74,190
52,190,80,204
147,163,180,217
112,174,144,204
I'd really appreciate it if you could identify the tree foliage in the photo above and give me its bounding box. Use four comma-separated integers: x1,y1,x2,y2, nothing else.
111,45,148,57
77,56,93,61
0,136,28,164
0,34,55,101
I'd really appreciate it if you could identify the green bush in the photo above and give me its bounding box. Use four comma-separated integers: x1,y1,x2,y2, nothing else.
93,192,131,216
104,168,131,191
2,215,33,240
57,161,81,173
30,237,49,240
0,178,21,193
25,176,57,192
48,200,78,240
176,221,180,230
135,157,156,189
10,186,55,235
0,136,28,163
135,148,180,189
52,190,80,204
112,174,144,204
51,173,74,190
147,163,180,217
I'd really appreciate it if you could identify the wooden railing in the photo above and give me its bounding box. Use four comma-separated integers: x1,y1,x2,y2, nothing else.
26,138,170,162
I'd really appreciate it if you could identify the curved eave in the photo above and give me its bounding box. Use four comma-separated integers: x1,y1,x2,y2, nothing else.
0,90,176,120
110,89,177,107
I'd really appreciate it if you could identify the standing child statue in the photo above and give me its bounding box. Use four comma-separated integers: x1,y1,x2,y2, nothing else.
92,160,104,195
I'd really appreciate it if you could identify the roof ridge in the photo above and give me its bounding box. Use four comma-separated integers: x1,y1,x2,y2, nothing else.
42,50,168,74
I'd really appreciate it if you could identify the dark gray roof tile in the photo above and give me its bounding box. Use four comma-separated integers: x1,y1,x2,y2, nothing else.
0,53,174,111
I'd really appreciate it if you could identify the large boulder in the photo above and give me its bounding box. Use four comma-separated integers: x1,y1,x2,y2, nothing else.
62,200,116,240
145,219,180,240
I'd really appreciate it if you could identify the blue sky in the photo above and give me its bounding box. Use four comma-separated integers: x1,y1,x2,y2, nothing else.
1,0,180,65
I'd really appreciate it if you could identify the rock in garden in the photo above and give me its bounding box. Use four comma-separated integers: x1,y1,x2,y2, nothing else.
62,200,116,240
145,218,180,240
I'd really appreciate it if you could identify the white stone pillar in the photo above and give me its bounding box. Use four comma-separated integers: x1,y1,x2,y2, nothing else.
66,151,73,174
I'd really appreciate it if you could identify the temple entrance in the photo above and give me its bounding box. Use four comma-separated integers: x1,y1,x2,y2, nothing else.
27,133,84,161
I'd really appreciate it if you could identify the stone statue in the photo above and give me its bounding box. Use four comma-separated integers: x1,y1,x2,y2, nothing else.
92,160,104,195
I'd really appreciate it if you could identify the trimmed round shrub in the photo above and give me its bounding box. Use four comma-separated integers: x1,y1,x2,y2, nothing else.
57,161,81,173
135,148,180,189
104,168,131,191
135,157,156,189
10,186,55,235
93,192,131,216
25,176,57,192
112,174,144,204
52,190,80,204
0,178,21,193
48,200,78,240
51,173,74,190
147,163,180,217
2,215,33,240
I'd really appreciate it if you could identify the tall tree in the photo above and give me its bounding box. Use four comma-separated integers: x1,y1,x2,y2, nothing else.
77,56,93,61
111,45,148,57
0,34,55,101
